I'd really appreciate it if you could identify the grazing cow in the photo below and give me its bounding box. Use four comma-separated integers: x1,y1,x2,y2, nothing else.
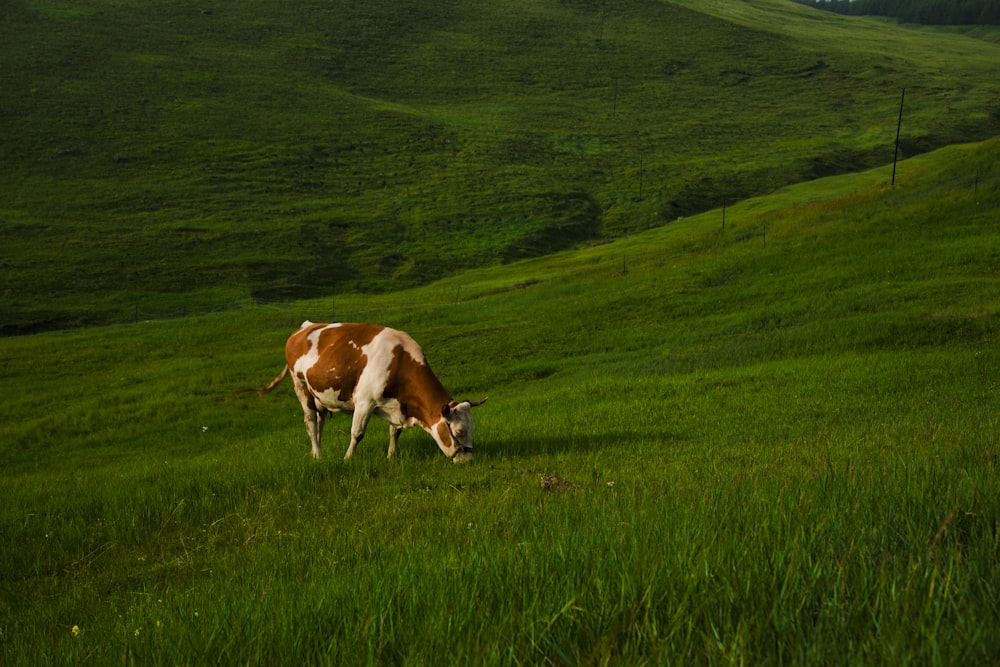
260,321,486,463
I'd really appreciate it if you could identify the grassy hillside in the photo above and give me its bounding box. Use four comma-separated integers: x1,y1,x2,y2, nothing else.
1,137,998,664
2,0,1000,333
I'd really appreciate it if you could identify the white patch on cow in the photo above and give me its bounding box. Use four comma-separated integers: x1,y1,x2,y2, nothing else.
315,386,354,411
374,398,407,428
356,329,404,400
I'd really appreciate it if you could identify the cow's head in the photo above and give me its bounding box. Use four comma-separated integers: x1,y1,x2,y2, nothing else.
438,398,488,464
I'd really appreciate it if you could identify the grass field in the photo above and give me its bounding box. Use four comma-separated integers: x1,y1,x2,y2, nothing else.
2,0,1000,333
1,135,998,664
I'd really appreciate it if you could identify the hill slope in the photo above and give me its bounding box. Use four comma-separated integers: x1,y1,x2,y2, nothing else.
2,0,999,333
1,137,998,664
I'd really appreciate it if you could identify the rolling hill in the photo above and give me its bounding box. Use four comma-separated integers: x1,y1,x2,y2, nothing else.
2,0,999,334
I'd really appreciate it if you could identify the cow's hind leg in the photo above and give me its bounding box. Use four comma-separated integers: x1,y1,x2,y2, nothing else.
311,408,327,459
387,426,402,459
301,405,325,459
292,375,324,458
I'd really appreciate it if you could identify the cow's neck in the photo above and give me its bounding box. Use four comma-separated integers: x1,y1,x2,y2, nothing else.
404,363,453,429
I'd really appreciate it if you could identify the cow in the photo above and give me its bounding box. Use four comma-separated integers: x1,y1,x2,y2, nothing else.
260,321,486,463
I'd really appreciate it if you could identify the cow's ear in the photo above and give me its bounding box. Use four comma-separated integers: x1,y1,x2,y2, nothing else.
442,403,452,419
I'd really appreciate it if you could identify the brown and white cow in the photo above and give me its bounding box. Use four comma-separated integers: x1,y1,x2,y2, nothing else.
260,321,486,463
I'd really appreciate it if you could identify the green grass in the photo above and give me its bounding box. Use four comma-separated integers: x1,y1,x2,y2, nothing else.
1,137,998,664
3,0,1000,333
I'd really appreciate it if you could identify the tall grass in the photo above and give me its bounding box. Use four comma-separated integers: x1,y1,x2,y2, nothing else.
4,369,998,664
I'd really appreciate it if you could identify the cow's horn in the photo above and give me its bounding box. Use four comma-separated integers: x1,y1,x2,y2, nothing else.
467,397,489,407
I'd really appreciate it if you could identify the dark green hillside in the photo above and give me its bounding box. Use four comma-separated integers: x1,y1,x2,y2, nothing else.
2,0,999,333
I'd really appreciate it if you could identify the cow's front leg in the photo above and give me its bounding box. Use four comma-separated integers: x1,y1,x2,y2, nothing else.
344,404,374,460
387,426,402,459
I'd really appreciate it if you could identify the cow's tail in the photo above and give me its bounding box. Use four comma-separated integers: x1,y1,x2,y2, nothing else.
258,365,290,397
229,365,289,401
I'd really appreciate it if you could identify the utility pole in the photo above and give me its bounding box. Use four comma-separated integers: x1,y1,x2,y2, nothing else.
892,88,905,187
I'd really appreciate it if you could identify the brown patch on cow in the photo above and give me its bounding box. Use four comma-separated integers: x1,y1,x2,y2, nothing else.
383,344,451,427
311,350,362,401
381,345,410,413
315,323,382,351
434,419,454,450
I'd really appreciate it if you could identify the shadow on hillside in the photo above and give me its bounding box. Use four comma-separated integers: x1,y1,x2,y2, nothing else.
312,423,654,462
338,432,642,463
